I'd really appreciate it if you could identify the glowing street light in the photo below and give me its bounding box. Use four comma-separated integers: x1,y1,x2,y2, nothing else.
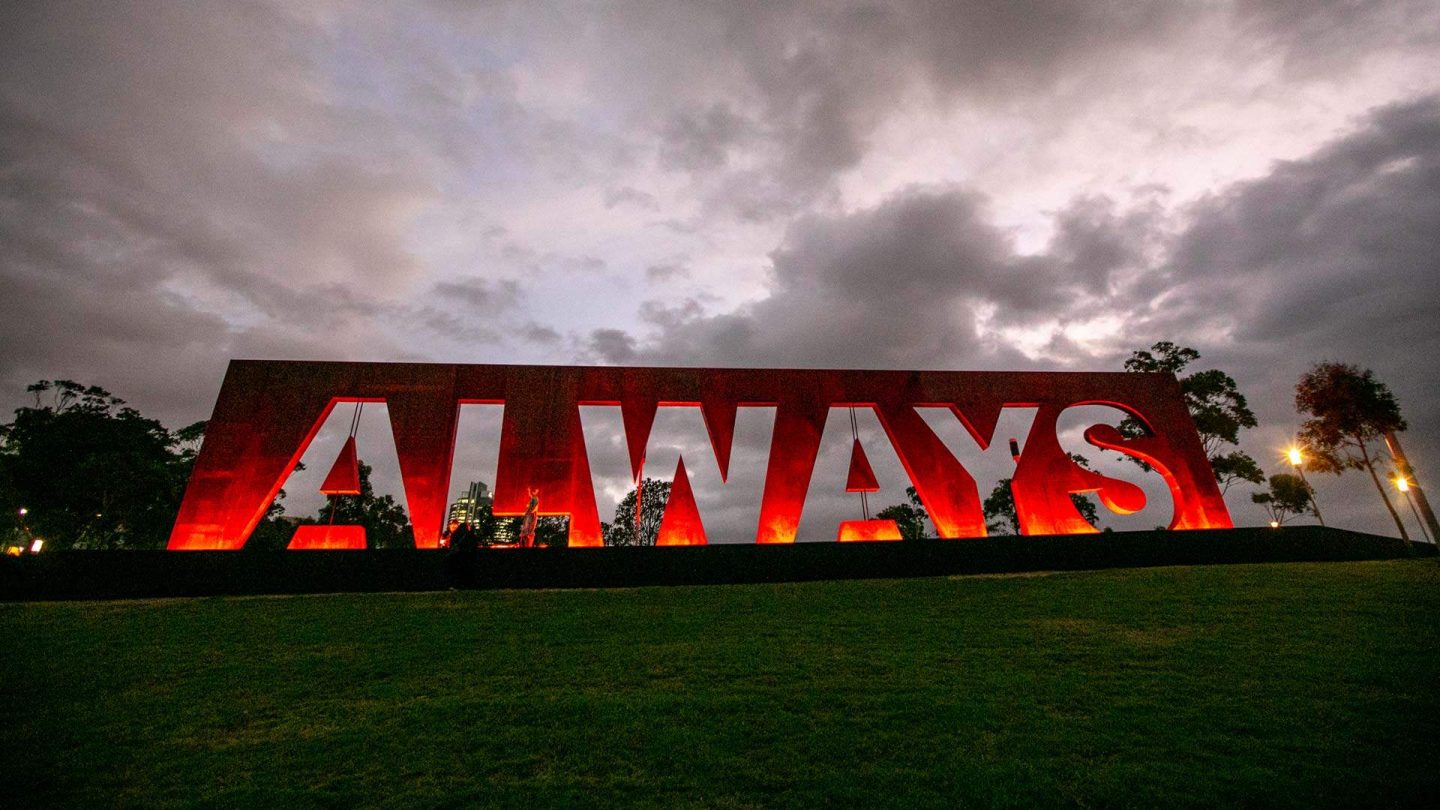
17,507,27,517
1286,446,1325,526
1382,431,1440,545
1393,475,1433,544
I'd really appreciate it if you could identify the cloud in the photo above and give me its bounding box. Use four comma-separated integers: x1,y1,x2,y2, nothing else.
431,278,522,310
3,1,1437,538
644,262,691,283
1148,97,1440,346
1234,0,1440,79
603,187,659,210
0,3,438,422
587,328,639,365
1124,95,1440,494
593,96,1440,533
614,185,1159,370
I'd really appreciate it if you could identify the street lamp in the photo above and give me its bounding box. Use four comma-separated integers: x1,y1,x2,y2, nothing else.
1286,446,1325,526
1394,476,1433,544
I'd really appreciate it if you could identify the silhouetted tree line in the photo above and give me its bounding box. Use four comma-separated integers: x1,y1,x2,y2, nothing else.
0,381,204,550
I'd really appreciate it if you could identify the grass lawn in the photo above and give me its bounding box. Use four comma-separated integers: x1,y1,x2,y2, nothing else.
3,560,1437,808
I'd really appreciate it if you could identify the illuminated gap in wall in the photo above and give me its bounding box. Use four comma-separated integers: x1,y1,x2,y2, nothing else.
916,406,1039,536
581,405,777,544
269,401,412,550
798,406,911,543
1056,404,1174,531
443,404,507,542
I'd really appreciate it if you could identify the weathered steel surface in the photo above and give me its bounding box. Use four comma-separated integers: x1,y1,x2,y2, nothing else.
167,361,1232,550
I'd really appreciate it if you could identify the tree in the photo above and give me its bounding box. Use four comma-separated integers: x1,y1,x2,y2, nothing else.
307,459,413,549
457,498,499,545
982,480,1101,535
245,463,305,550
532,517,570,548
983,454,1101,535
0,460,23,550
1295,362,1410,543
1251,473,1315,526
1121,342,1263,494
875,486,931,541
0,380,205,550
602,478,671,546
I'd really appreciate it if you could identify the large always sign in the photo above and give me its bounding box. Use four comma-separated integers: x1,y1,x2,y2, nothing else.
167,360,1232,550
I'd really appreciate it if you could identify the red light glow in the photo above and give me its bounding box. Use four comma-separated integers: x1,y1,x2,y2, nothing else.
168,361,1232,550
287,524,367,550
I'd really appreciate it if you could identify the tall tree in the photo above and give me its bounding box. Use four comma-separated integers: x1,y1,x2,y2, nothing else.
875,486,931,541
1294,362,1410,543
1250,474,1315,527
310,459,413,549
602,478,671,546
1121,342,1262,494
0,380,204,550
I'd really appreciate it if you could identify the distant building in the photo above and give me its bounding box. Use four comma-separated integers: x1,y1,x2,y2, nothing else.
446,481,491,526
490,518,518,545
445,481,519,545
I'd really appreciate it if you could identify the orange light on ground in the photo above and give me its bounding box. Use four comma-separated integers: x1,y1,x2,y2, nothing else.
288,524,367,550
837,519,903,542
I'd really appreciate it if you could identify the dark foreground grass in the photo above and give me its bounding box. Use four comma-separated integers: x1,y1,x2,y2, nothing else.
2,561,1437,808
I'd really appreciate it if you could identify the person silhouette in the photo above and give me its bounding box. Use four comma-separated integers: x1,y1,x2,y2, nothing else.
443,519,479,588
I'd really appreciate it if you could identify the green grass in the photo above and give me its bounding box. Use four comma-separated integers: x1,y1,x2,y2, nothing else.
3,561,1437,808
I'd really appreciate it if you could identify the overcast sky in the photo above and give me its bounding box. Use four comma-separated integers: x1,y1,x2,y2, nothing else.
3,1,1438,539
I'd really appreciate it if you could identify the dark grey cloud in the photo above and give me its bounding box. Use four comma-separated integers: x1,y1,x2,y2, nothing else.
560,0,1434,221
658,104,757,173
629,1,1185,217
600,97,1440,533
1121,96,1440,528
617,186,1154,369
637,298,708,332
587,328,639,365
603,187,659,210
0,2,435,423
644,262,691,283
517,323,562,346
1236,0,1440,78
431,278,522,310
1149,98,1440,346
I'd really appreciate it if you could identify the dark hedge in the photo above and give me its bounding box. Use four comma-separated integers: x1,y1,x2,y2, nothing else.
1,526,1430,601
